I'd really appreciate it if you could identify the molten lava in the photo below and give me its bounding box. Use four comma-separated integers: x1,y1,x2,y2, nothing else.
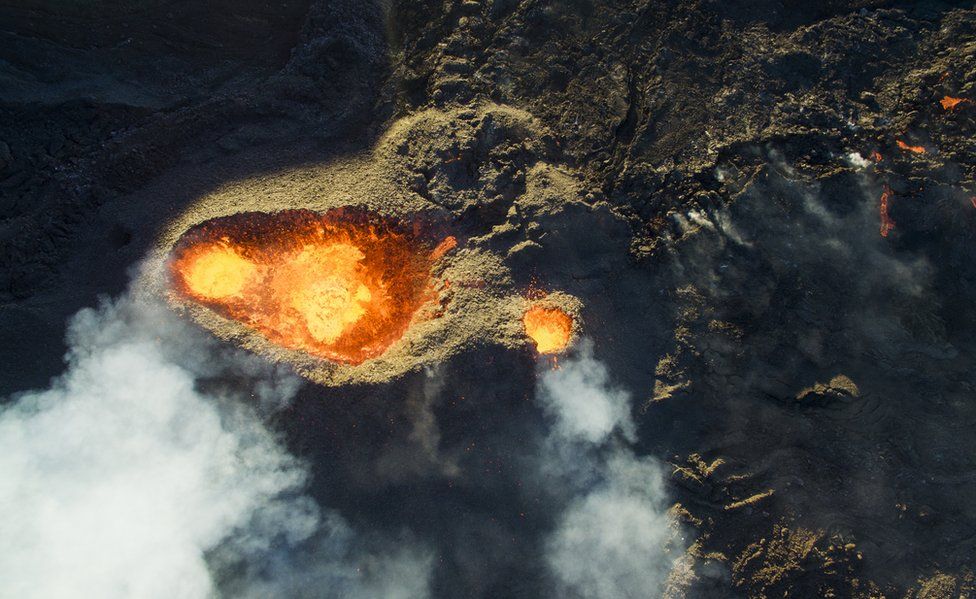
182,243,258,300
523,305,573,354
896,140,927,155
170,209,451,364
940,96,969,111
880,184,895,238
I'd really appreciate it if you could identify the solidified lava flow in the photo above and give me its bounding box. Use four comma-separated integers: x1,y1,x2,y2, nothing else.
169,209,447,364
523,305,573,353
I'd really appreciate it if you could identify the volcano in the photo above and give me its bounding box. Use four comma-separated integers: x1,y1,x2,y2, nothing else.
5,1,976,598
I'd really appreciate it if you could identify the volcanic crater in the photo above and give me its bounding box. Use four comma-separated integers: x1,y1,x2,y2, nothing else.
145,103,586,386
169,208,451,364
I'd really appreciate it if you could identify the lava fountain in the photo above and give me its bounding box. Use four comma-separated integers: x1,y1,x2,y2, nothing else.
523,304,573,354
169,209,453,364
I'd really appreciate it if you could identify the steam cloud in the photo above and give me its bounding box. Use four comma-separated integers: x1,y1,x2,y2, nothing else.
538,344,635,444
537,340,681,598
0,293,431,599
0,275,678,597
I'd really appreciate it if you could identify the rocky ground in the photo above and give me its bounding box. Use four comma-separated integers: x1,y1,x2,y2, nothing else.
3,0,976,596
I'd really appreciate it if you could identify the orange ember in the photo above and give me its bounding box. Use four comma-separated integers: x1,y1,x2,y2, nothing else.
170,209,450,364
880,185,895,238
940,96,969,111
896,140,927,154
523,305,573,354
870,151,883,163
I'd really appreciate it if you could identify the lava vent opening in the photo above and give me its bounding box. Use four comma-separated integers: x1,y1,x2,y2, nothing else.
169,208,449,365
523,304,573,354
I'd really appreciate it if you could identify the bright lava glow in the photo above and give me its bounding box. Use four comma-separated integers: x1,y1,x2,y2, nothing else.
286,243,372,344
523,305,573,354
182,243,257,300
169,209,448,364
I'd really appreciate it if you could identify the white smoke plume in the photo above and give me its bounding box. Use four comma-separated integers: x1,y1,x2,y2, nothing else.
0,293,431,599
537,340,682,598
538,344,635,444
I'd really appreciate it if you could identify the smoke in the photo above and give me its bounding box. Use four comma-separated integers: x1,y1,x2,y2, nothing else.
670,155,936,371
216,515,433,599
536,340,681,598
375,364,460,481
538,344,635,444
0,293,431,599
546,455,675,599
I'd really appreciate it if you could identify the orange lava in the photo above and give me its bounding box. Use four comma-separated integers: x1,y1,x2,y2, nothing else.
431,236,457,262
940,96,969,111
181,244,257,300
523,305,573,354
870,151,883,163
880,185,895,238
896,140,927,154
170,209,451,364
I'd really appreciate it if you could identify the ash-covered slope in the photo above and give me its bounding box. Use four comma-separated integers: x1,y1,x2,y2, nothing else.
3,0,976,597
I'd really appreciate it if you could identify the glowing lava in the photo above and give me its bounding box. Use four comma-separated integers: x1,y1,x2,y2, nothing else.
282,243,373,344
169,209,451,364
182,243,257,300
896,140,927,154
523,305,573,354
940,96,970,111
